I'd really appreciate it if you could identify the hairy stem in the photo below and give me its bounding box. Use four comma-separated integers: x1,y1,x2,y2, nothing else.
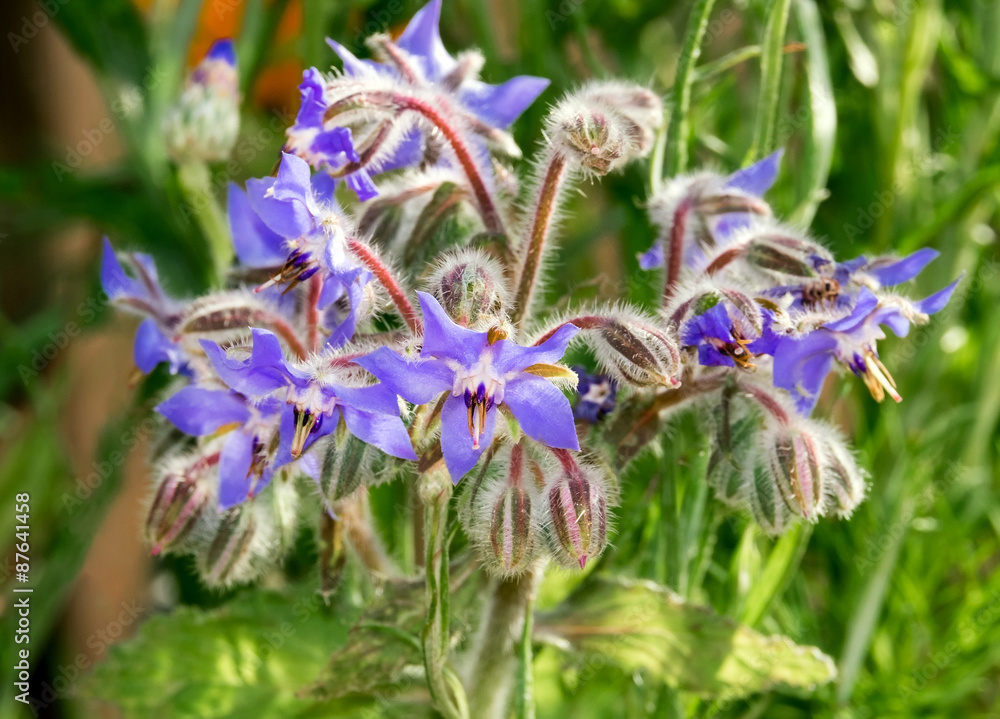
746,0,793,163
466,570,537,719
177,160,232,285
421,476,468,719
348,238,422,333
511,151,570,330
663,197,693,305
306,272,324,353
664,0,718,176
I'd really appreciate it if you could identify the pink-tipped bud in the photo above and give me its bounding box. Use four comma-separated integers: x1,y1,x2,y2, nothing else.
765,424,824,522
427,249,509,329
543,451,609,570
489,486,535,575
145,455,215,556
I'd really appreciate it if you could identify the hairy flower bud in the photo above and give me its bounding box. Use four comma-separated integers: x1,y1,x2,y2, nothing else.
548,82,663,175
145,454,215,556
164,40,240,162
489,485,535,575
706,392,760,506
426,249,509,328
747,463,792,535
543,450,609,569
320,432,372,504
195,501,278,588
765,423,824,522
818,431,867,518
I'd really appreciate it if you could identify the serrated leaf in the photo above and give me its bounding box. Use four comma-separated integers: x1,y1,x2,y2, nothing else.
536,577,835,699
80,586,364,718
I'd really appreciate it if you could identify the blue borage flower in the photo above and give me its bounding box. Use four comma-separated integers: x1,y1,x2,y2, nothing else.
356,292,580,481
228,152,372,347
639,150,783,271
680,301,780,370
156,386,285,509
100,237,191,376
773,279,961,414
286,0,549,200
200,328,417,476
571,366,618,423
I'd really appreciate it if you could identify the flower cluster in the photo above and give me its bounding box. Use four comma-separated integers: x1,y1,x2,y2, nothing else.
105,0,959,588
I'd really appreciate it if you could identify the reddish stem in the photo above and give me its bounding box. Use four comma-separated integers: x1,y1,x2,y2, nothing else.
533,316,608,345
737,381,791,425
512,152,570,327
663,197,693,305
306,273,324,353
254,309,309,360
348,238,422,334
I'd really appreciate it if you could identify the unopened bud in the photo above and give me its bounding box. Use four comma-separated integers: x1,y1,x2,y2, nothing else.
555,107,628,175
146,460,213,556
196,501,276,587
766,425,824,522
747,463,792,536
320,433,371,504
819,432,867,518
427,249,508,329
562,309,679,387
164,39,241,162
574,81,663,157
543,451,608,570
489,486,535,575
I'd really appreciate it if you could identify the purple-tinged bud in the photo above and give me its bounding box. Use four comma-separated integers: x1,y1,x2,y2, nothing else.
543,450,609,570
198,505,257,586
427,249,509,329
489,485,535,575
817,430,868,518
765,424,824,522
145,456,214,556
573,81,664,157
747,463,792,536
164,39,240,162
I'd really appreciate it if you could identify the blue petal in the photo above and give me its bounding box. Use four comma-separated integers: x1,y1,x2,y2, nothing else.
868,248,939,286
916,275,962,315
294,68,327,129
460,75,550,129
638,242,665,270
502,375,579,450
312,127,360,164
440,393,495,481
772,333,838,415
354,347,453,405
333,381,403,416
697,344,735,367
345,169,379,201
134,319,183,374
218,430,255,510
227,183,287,268
206,39,237,66
396,0,455,81
326,39,379,77
101,237,147,300
341,406,417,460
725,149,783,196
824,288,879,332
492,324,579,374
416,291,488,366
156,387,250,436
200,328,292,396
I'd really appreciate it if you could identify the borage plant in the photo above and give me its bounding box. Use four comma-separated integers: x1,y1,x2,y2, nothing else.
102,1,959,716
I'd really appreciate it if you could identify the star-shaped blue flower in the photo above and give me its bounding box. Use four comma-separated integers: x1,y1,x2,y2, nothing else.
356,292,580,481
200,328,417,471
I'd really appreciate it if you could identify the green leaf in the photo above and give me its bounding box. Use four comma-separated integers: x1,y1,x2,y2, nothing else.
536,577,835,699
81,586,364,718
49,0,151,87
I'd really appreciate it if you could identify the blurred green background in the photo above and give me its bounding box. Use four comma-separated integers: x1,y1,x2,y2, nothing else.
0,0,998,716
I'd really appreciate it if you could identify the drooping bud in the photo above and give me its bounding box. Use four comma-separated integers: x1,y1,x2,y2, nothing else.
747,462,792,536
164,39,240,162
195,501,277,588
764,422,824,522
703,222,834,280
543,450,609,570
817,429,868,518
319,432,372,505
145,453,215,556
426,249,509,329
489,486,535,576
548,82,663,176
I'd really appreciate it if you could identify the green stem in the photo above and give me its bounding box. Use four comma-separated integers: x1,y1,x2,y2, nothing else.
177,160,232,285
466,571,536,719
746,0,793,163
664,0,717,176
515,572,537,719
421,475,467,719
